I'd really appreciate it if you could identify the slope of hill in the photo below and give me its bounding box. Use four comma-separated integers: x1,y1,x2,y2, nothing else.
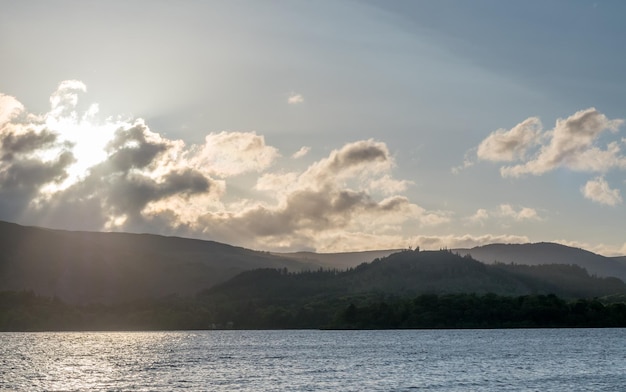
202,250,626,302
455,242,626,282
612,256,626,266
0,221,315,304
273,249,399,270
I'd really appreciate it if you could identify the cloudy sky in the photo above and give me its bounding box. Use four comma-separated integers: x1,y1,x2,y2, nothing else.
1,0,625,255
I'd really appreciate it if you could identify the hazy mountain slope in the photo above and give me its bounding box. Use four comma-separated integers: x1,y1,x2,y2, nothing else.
455,242,626,281
273,249,400,270
612,256,626,266
0,221,314,304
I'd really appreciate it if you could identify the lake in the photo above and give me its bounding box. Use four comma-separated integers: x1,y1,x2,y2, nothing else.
1,329,625,391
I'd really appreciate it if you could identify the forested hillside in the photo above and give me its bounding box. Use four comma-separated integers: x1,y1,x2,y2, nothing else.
202,250,626,301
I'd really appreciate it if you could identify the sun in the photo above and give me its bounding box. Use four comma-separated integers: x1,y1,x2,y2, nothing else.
42,104,119,191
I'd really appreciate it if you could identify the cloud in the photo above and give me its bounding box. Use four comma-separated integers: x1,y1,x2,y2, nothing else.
466,208,489,225
472,108,625,177
477,117,542,162
188,131,279,177
0,94,25,125
35,118,219,231
287,93,304,104
189,139,449,251
468,108,626,206
451,149,476,174
48,80,87,120
464,203,542,226
1,81,451,252
413,234,531,251
581,176,622,206
368,174,412,195
497,204,541,221
553,239,626,257
0,89,79,220
255,172,299,193
292,146,310,159
310,139,392,182
465,205,540,225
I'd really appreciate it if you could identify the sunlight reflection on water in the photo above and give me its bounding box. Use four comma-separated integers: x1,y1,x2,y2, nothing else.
1,329,625,391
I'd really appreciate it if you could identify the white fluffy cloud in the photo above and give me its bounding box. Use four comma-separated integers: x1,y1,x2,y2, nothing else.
292,146,310,159
413,234,531,251
188,131,279,177
466,208,489,225
470,108,626,206
473,108,625,176
581,176,622,206
477,117,542,162
497,204,541,221
464,205,540,226
0,94,24,124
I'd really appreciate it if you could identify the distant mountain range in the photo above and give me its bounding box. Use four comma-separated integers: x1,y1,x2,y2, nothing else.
276,243,626,282
454,242,626,282
1,220,625,304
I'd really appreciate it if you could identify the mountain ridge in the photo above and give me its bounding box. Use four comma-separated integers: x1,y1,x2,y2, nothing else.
2,220,625,304
0,220,315,304
454,242,626,282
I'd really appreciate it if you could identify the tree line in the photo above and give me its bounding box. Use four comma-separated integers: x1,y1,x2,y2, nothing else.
1,290,625,331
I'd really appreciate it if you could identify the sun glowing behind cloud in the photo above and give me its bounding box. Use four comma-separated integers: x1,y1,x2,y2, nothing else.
44,107,120,190
1,80,452,252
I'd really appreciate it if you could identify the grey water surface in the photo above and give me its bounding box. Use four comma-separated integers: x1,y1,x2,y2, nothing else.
1,329,625,391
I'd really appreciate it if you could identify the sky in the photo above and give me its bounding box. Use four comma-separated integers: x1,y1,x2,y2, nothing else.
1,0,625,255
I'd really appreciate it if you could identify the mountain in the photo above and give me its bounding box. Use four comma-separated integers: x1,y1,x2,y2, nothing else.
3,220,625,306
202,250,626,302
0,221,315,304
194,250,626,329
2,249,625,331
612,256,626,266
273,249,399,270
455,242,626,282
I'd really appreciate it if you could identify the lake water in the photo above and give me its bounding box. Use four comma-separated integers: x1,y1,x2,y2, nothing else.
1,329,625,391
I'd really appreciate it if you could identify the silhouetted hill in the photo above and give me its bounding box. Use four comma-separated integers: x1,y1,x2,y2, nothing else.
201,250,626,302
0,221,315,304
455,242,626,281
